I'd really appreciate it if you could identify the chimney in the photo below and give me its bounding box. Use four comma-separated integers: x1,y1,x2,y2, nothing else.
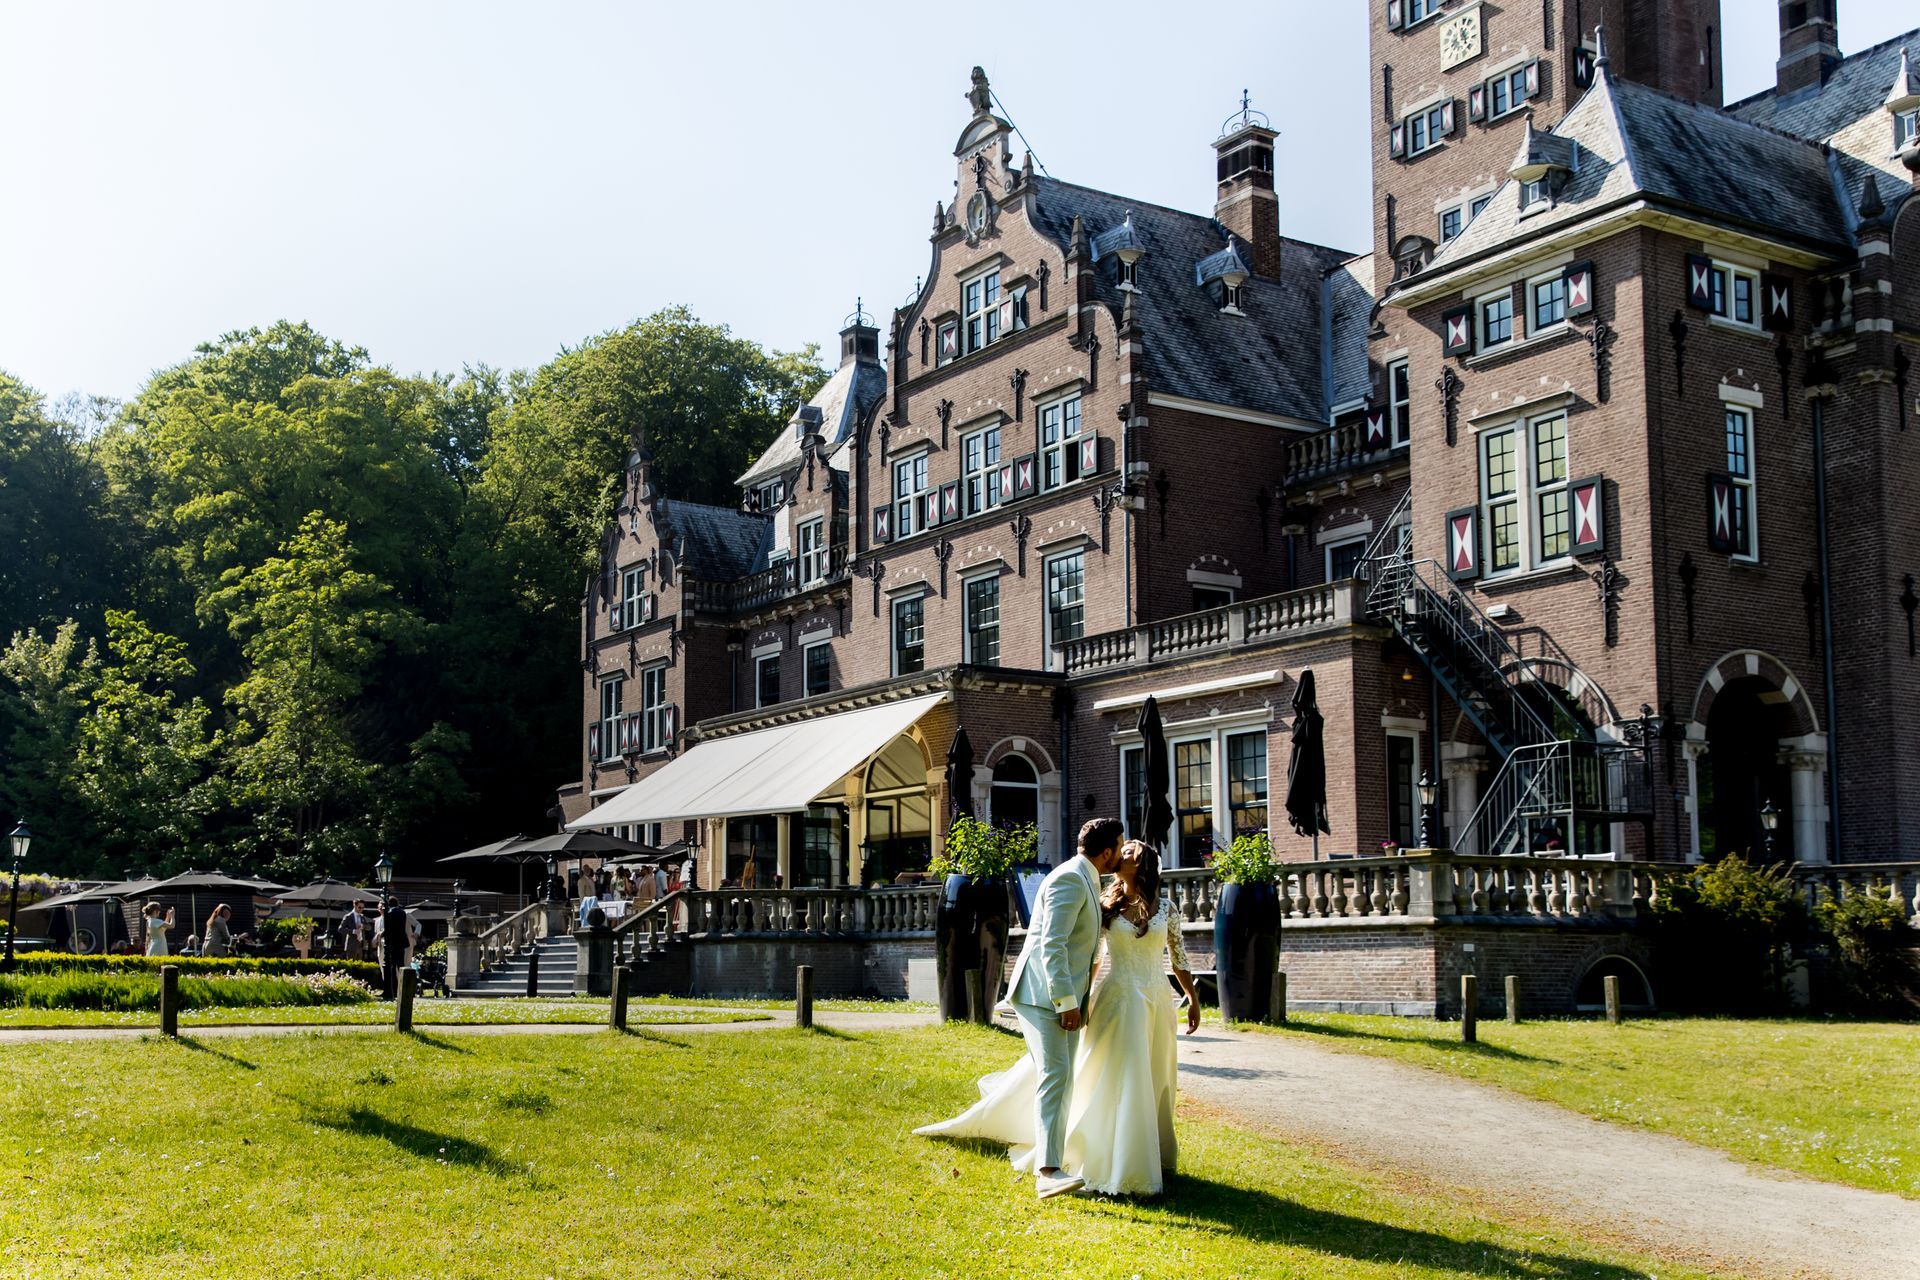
1777,0,1840,97
1213,93,1282,279
838,299,879,367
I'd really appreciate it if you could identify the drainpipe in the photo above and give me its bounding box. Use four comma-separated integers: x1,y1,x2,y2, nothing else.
1054,686,1075,865
1808,383,1842,859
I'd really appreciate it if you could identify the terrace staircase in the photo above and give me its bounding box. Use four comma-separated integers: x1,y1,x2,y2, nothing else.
462,934,578,998
1359,493,1650,857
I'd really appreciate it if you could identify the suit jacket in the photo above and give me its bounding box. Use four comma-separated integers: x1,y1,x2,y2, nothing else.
1006,855,1102,1015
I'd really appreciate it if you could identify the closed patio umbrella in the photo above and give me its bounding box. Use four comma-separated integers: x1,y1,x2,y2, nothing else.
1285,669,1331,860
945,726,976,819
1137,697,1174,857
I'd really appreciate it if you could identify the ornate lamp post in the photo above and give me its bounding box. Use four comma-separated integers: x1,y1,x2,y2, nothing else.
545,854,560,905
1759,799,1781,859
1417,771,1439,850
373,853,395,893
4,821,30,972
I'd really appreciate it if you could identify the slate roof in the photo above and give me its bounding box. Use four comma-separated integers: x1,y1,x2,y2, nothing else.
1026,176,1353,423
1423,65,1854,282
1322,253,1376,411
1727,29,1918,141
664,501,772,579
736,354,886,489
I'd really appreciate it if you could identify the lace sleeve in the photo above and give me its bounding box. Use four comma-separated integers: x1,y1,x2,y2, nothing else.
1164,901,1190,973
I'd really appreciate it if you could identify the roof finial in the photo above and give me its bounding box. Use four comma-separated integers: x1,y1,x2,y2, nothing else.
967,66,992,116
1594,24,1610,71
1858,171,1886,223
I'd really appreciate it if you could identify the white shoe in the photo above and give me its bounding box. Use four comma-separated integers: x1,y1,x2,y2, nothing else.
1036,1171,1085,1200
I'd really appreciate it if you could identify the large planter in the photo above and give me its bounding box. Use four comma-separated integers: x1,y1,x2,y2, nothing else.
935,873,1012,1022
1214,880,1282,1023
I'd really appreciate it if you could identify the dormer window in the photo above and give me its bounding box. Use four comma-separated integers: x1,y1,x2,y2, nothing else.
1117,258,1139,289
1897,108,1919,150
1222,281,1243,311
1519,177,1548,212
963,269,1001,353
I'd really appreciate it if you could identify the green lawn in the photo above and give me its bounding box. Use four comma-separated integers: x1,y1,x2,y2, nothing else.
0,999,768,1030
1251,1013,1920,1198
626,993,935,1014
0,1024,1733,1279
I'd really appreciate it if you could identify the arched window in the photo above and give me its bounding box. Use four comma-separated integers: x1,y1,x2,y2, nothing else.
991,755,1040,830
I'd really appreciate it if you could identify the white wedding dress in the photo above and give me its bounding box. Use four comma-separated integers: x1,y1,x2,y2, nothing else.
916,901,1188,1196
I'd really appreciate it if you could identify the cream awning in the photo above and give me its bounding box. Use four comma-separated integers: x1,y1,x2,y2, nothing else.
568,692,948,830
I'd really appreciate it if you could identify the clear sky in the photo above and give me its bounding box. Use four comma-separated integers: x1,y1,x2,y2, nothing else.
2,1,1913,404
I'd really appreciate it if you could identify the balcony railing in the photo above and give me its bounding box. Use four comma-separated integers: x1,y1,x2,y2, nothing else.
1059,581,1361,676
686,546,849,615
1286,421,1402,487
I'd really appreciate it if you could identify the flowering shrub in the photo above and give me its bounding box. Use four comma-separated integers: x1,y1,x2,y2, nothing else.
11,954,380,982
0,968,377,1011
1212,832,1280,886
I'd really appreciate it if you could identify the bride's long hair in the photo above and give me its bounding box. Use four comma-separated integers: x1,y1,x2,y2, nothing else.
1100,839,1162,935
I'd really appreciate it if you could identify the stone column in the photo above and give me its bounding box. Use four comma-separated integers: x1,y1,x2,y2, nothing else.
1680,732,1709,863
701,817,726,888
970,763,994,822
927,767,949,866
443,934,482,992
1440,748,1485,854
1038,775,1063,866
845,775,868,888
1780,736,1830,864
775,812,794,887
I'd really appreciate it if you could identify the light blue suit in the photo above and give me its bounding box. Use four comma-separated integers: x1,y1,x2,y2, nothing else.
1004,854,1102,1170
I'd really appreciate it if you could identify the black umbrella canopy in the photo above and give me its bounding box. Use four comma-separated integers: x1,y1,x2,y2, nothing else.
945,726,976,819
146,870,291,893
1285,669,1332,845
438,836,535,865
1137,697,1174,855
274,879,377,907
507,831,660,858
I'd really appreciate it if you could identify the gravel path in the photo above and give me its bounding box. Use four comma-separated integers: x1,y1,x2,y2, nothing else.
1176,1026,1920,1280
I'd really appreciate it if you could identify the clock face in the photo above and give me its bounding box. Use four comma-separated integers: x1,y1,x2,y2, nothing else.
1438,9,1482,70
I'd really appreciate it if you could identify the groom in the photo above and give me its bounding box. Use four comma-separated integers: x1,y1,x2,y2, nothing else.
1004,816,1124,1199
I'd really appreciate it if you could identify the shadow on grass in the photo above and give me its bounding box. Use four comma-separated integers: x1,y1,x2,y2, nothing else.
1138,1172,1646,1279
308,1105,519,1177
172,1036,258,1070
1277,1019,1557,1064
614,1027,692,1048
401,1030,474,1055
799,1025,865,1042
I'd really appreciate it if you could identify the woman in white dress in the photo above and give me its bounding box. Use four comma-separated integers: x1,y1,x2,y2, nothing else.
141,902,175,957
916,840,1202,1196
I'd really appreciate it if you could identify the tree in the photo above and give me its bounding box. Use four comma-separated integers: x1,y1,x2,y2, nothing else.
0,373,118,641
0,622,93,871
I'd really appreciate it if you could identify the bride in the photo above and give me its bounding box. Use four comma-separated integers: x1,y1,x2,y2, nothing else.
915,839,1202,1196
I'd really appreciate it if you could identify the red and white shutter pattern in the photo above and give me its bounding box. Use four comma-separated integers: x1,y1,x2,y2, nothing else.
1446,507,1481,581
872,505,892,544
1077,434,1100,478
1564,261,1595,316
1442,305,1473,356
1761,272,1793,331
1569,476,1605,555
1686,255,1715,310
1365,407,1388,450
1706,475,1736,551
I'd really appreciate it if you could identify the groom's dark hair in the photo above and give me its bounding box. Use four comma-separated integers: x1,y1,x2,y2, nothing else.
1077,818,1124,859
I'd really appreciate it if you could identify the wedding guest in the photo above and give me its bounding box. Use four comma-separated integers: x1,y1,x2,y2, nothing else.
142,902,175,956
203,904,235,957
338,901,369,961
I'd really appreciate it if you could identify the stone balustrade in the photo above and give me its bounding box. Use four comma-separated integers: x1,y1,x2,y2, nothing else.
1795,861,1920,923
623,885,942,941
1059,581,1358,675
475,900,547,971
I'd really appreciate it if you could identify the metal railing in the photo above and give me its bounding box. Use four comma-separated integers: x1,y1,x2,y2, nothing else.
1059,581,1359,675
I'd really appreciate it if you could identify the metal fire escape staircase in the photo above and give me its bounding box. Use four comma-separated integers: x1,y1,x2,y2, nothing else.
1359,493,1649,857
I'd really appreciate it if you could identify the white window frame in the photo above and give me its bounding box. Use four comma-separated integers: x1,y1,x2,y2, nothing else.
1438,204,1463,243
1897,108,1919,150
1043,550,1086,671
960,423,1003,515
1477,409,1572,578
892,452,928,539
1324,536,1368,582
1123,722,1271,869
755,653,781,709
598,675,624,763
1387,357,1411,447
1476,286,1515,349
1404,100,1449,157
640,664,668,753
1518,177,1550,214
803,640,831,698
1405,0,1442,26
797,517,826,585
891,592,926,677
1707,259,1759,329
620,565,646,630
1528,268,1569,334
1038,393,1083,492
1469,191,1493,220
963,572,1001,666
1724,404,1760,562
962,267,1002,354
1487,63,1530,120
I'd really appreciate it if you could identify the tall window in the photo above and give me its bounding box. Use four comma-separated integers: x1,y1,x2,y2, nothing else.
1478,288,1514,348
1386,734,1417,847
961,425,1002,515
1725,405,1757,558
756,654,780,709
640,664,668,752
598,675,623,762
1045,552,1085,666
893,453,928,538
1479,411,1572,576
1175,739,1214,863
1481,427,1521,574
1039,395,1082,490
1388,358,1411,447
990,755,1039,829
1405,100,1449,156
1532,415,1570,561
620,566,646,630
1227,731,1268,838
1121,745,1146,839
1708,262,1757,326
797,518,825,584
892,595,925,676
1531,272,1567,330
964,574,1000,666
963,269,1001,354
804,642,831,698
1487,63,1529,119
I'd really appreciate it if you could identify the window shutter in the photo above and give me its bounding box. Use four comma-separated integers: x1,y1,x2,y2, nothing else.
1523,60,1541,100
1706,474,1735,551
1389,122,1406,158
1013,454,1039,499
1569,475,1605,555
872,505,892,544
1365,407,1388,450
1012,285,1029,330
1573,46,1596,87
1441,304,1474,357
995,298,1015,339
1441,99,1458,135
662,705,677,742
1386,0,1404,29
936,322,959,365
1077,434,1101,478
1686,255,1715,310
588,723,601,761
940,482,961,523
1468,83,1487,121
1445,507,1481,581
997,461,1015,499
1564,261,1595,316
1760,272,1793,331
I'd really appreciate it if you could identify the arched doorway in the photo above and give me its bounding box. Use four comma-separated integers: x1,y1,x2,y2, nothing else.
1699,677,1794,861
990,755,1039,830
862,734,932,886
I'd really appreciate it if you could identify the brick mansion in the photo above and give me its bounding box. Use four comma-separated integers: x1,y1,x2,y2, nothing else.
558,0,1920,993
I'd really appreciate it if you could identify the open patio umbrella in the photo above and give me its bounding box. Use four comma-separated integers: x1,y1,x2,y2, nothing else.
945,725,976,819
438,834,539,901
1137,697,1174,856
145,870,292,940
1284,669,1331,860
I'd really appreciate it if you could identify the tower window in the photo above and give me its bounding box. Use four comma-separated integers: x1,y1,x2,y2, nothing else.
1222,282,1243,311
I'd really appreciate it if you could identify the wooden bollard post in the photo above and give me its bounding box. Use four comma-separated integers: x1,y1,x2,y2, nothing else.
610,966,630,1032
395,968,416,1033
964,968,986,1025
1505,974,1521,1024
525,947,539,998
795,965,814,1029
1604,973,1622,1025
1461,974,1478,1043
160,964,179,1038
1270,971,1288,1024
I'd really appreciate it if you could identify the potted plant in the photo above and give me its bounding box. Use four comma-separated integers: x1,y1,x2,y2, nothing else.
929,816,1027,1022
1212,831,1283,1024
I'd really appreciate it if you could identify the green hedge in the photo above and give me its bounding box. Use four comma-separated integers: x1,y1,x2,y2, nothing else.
10,953,380,982
0,970,377,1012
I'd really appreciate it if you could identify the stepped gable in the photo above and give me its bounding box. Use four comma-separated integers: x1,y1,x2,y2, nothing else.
1727,28,1920,141
1026,174,1351,423
662,501,771,579
1424,65,1853,281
